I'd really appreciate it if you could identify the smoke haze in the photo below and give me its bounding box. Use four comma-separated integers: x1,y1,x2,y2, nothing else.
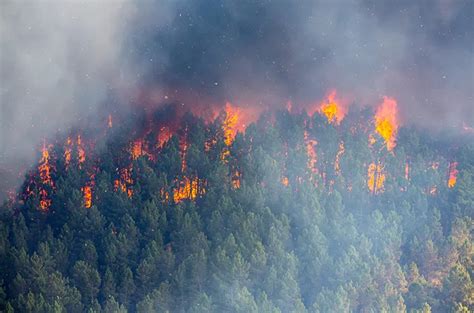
1,0,473,196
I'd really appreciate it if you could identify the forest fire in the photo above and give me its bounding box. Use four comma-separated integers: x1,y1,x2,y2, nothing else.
64,137,73,167
367,162,385,194
223,102,240,146
334,142,345,174
82,185,92,208
304,131,318,174
313,89,347,124
447,162,458,188
77,135,86,166
38,142,53,211
375,96,399,151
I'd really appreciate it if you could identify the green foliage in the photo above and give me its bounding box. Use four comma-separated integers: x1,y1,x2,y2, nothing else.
0,109,472,312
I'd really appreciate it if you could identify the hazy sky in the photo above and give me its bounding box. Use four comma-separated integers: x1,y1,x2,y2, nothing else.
1,0,473,186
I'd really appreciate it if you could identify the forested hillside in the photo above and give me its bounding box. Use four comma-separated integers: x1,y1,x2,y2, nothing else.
0,103,473,312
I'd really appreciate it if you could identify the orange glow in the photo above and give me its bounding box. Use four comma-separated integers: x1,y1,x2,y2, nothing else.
375,96,399,151
77,135,86,166
131,140,143,160
334,141,345,174
448,162,458,188
114,168,133,198
405,163,410,180
108,114,113,128
82,185,92,208
232,170,241,189
223,102,241,146
157,126,172,149
318,90,347,124
38,142,53,211
367,162,385,194
304,131,318,174
173,177,206,203
64,137,72,167
281,176,289,186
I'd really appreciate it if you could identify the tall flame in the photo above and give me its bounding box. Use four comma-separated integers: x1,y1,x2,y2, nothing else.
375,96,399,151
318,90,347,124
38,142,53,211
334,141,345,174
448,162,458,188
367,162,385,194
223,102,241,146
304,131,318,174
82,185,92,208
77,135,86,166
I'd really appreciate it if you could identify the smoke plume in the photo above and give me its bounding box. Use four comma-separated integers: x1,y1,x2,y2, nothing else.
1,0,473,198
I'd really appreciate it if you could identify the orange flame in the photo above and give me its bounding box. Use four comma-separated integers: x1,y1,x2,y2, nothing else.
232,170,241,189
173,177,205,203
82,185,92,208
375,96,399,151
223,102,241,146
157,126,172,149
64,137,72,167
304,131,318,174
448,162,458,188
313,90,347,124
114,168,133,198
281,176,289,186
367,162,385,194
77,135,86,166
38,142,53,211
131,140,143,160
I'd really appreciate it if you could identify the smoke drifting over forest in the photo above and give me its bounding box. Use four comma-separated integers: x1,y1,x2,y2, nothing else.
1,0,473,194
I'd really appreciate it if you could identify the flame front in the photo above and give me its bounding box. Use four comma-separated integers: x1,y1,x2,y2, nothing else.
38,142,53,211
223,102,240,146
375,96,399,151
448,162,458,188
304,131,318,174
82,185,92,208
318,90,347,124
367,162,385,194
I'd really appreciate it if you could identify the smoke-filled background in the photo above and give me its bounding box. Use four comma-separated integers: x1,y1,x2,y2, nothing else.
1,0,473,197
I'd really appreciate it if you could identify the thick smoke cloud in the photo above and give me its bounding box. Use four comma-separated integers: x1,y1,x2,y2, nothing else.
1,0,473,197
130,0,473,126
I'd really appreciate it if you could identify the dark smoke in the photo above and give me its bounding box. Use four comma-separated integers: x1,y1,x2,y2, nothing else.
1,0,473,199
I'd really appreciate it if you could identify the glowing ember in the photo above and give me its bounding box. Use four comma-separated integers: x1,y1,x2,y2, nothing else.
367,162,385,194
448,162,458,188
304,131,318,174
281,176,289,186
405,163,410,180
334,141,345,174
108,114,113,128
38,142,54,211
82,185,92,208
64,137,72,167
77,135,86,166
114,168,133,198
131,140,143,160
157,126,172,149
375,96,399,151
232,170,241,189
223,102,241,146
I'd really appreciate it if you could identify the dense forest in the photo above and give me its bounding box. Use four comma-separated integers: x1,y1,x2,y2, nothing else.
0,101,473,313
